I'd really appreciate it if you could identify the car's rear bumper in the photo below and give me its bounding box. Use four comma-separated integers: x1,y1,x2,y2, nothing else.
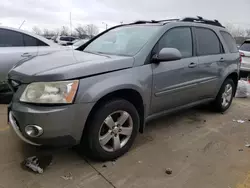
9,102,94,147
240,67,250,72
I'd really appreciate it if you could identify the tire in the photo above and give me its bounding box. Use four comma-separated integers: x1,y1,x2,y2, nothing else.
213,78,235,112
80,99,140,161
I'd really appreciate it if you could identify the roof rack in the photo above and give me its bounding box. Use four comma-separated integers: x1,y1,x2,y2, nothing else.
181,16,224,27
132,20,160,24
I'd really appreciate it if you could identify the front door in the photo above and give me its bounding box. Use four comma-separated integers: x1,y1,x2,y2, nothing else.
150,27,201,114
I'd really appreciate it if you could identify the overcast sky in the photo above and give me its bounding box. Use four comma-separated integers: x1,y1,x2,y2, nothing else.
1,0,250,32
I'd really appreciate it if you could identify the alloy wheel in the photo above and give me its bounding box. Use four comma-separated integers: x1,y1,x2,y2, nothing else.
98,110,133,152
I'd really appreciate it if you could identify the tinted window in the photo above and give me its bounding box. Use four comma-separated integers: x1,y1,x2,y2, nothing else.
220,31,238,53
84,26,160,56
196,28,222,56
37,40,49,46
158,27,193,58
240,41,250,52
0,29,24,47
23,34,48,46
23,34,37,46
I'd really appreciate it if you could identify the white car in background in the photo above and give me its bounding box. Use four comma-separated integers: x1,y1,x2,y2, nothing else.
0,26,64,102
239,39,250,76
56,36,78,46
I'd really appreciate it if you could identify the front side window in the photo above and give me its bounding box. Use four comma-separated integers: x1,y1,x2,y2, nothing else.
0,29,24,47
84,25,160,56
157,27,193,58
196,27,222,56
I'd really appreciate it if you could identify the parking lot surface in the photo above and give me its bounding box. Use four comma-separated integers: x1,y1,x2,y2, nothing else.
1,99,250,188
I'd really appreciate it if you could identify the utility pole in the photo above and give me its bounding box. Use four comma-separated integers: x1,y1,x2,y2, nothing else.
19,20,25,29
70,12,72,36
102,22,108,30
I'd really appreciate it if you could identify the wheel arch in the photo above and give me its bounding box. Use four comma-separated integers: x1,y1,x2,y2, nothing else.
225,72,239,96
84,89,145,135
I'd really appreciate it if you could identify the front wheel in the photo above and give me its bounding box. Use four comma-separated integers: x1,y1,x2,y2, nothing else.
213,78,235,112
81,99,140,161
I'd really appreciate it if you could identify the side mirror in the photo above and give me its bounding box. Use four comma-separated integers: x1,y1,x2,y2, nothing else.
153,48,182,62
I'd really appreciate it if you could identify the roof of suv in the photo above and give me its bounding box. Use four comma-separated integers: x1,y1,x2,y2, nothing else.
129,16,224,28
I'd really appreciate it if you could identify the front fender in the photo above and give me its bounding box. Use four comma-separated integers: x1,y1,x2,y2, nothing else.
75,66,152,105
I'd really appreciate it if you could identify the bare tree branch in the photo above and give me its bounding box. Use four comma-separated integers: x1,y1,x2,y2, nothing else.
32,26,42,35
85,24,99,38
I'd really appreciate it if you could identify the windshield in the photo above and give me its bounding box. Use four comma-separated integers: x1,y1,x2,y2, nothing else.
84,25,160,56
240,41,250,52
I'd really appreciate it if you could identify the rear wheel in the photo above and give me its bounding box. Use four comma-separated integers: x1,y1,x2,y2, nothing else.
213,78,235,112
81,99,140,161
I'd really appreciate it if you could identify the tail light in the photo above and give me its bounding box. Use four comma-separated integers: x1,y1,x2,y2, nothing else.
240,52,245,63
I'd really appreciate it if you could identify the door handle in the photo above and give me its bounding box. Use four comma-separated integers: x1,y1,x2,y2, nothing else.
219,58,225,62
21,53,32,57
188,62,197,68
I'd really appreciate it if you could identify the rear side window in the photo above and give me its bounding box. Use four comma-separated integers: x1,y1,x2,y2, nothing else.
240,41,250,52
195,27,222,56
23,34,48,46
220,31,238,53
158,27,193,58
0,29,24,47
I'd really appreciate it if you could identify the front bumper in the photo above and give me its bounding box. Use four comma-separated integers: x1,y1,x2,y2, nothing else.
9,111,40,146
9,102,94,147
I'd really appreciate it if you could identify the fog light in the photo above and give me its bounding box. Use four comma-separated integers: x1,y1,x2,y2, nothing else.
25,125,43,137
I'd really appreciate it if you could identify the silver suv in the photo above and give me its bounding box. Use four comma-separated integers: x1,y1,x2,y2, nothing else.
8,17,240,161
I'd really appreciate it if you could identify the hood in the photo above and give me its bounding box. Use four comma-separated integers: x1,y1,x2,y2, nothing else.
9,50,134,83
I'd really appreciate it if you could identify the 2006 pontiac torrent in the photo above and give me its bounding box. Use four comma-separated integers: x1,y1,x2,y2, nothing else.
8,17,240,161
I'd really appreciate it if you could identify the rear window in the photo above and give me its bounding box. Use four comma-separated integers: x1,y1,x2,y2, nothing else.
240,41,250,52
220,31,238,53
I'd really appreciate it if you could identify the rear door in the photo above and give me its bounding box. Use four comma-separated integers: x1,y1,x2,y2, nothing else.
194,27,224,98
239,40,250,71
151,27,200,114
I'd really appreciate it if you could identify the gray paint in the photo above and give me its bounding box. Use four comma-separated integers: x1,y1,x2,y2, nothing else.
8,21,240,146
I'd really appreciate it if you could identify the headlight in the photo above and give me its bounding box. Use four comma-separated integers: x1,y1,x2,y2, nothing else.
20,80,79,104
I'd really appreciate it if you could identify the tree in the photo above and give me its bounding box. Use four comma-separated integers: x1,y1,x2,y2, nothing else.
32,26,42,35
225,23,246,37
75,25,87,38
246,29,250,37
60,26,70,36
85,24,99,38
